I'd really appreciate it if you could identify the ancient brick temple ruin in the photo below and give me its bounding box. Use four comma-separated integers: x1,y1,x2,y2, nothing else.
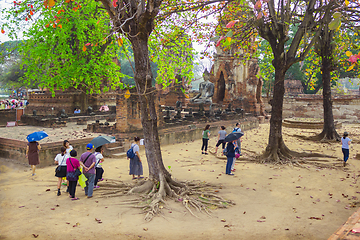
26,88,117,115
284,80,303,96
115,88,143,132
209,46,265,116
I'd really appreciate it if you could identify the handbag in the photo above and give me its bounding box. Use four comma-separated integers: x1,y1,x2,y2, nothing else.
55,155,66,173
69,158,81,177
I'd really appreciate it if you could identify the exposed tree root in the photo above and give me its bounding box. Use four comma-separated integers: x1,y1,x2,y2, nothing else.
292,131,340,142
255,139,339,169
96,174,234,221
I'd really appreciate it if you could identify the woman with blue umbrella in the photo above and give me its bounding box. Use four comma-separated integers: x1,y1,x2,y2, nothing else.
223,132,244,176
26,131,48,176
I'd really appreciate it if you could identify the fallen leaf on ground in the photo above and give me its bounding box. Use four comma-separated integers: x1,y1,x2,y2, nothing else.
32,234,39,238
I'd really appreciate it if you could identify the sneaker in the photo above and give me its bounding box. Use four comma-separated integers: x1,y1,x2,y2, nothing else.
99,178,104,182
202,152,204,154
94,186,99,189
57,190,61,196
31,173,35,176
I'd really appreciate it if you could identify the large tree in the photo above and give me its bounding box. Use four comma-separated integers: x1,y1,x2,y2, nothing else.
218,0,337,162
2,0,233,220
95,0,235,220
307,4,360,141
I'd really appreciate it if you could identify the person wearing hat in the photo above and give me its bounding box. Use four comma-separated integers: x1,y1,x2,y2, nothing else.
79,143,97,198
341,132,352,167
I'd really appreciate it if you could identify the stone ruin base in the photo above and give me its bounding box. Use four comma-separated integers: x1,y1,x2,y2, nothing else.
283,118,342,129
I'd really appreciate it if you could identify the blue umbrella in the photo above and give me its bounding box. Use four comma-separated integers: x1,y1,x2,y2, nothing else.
26,131,48,142
224,132,244,142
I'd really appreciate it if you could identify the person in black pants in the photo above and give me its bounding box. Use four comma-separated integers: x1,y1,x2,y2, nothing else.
94,146,105,188
66,150,81,200
201,125,211,155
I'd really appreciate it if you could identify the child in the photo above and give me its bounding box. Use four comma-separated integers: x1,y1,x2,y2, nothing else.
341,132,351,167
94,146,105,188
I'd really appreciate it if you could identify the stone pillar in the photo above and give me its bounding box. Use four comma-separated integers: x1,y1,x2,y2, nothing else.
115,89,142,132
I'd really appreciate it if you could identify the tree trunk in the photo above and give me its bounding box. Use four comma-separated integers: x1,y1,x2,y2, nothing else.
317,29,340,141
263,61,294,162
80,87,88,113
130,35,170,182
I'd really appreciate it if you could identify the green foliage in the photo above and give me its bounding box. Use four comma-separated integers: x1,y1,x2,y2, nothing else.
0,40,22,63
2,0,125,95
258,40,274,96
149,26,195,89
0,60,30,88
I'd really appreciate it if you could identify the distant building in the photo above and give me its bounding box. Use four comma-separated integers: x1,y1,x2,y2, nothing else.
284,80,303,96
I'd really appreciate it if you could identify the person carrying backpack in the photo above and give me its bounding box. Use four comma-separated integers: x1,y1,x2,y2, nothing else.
128,137,143,180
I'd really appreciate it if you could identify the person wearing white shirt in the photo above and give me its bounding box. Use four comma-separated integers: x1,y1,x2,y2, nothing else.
55,147,68,196
341,132,352,167
94,146,105,188
63,140,73,158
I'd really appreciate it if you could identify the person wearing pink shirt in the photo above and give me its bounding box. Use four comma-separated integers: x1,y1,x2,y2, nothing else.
66,150,81,200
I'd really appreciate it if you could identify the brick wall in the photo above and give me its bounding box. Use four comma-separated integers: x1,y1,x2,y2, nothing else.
27,90,117,115
0,117,260,167
0,109,16,125
263,95,360,122
116,89,143,132
0,137,90,167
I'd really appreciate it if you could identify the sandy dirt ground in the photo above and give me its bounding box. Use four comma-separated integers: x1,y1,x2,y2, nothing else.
0,122,360,240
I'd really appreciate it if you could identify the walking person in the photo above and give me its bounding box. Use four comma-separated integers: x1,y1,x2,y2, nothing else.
79,143,97,198
54,147,67,196
26,141,41,176
129,137,143,180
341,132,352,167
225,140,236,175
66,150,81,200
214,126,226,154
201,125,211,155
94,146,105,188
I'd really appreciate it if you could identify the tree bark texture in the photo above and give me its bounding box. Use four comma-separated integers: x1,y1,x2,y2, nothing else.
263,58,293,161
130,34,170,182
318,26,340,140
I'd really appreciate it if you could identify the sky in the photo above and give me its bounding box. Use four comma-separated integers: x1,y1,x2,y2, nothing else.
0,0,13,43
